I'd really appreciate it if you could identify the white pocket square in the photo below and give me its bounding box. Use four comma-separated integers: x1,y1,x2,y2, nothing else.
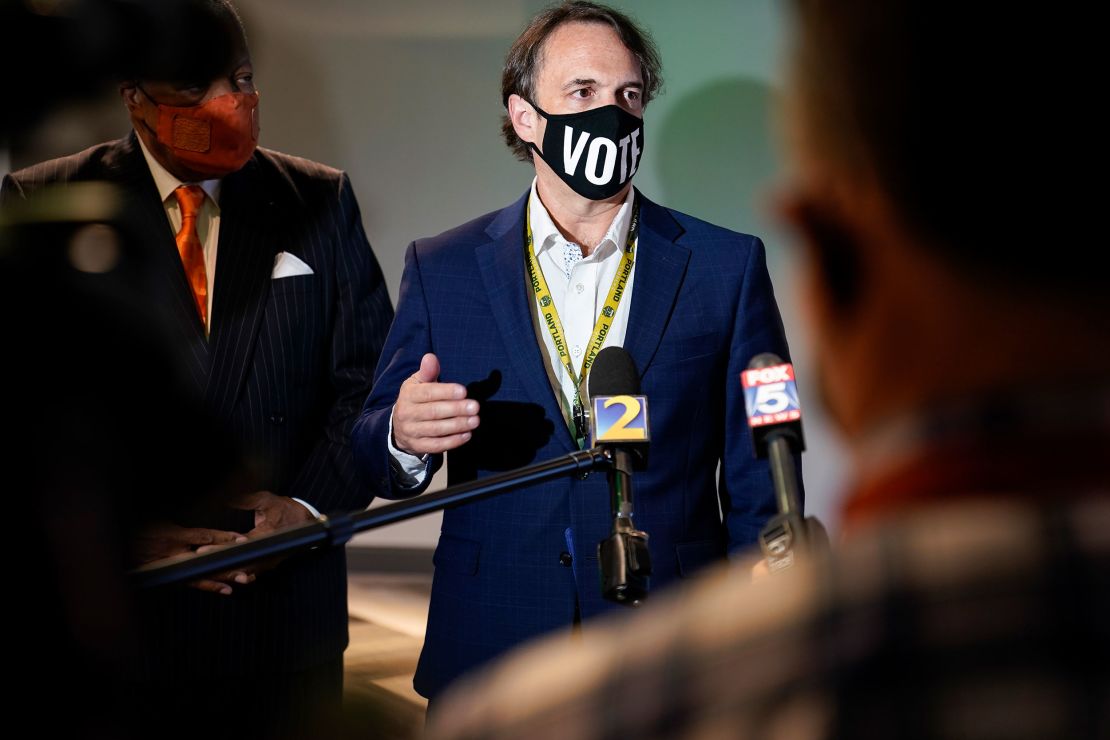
271,251,314,279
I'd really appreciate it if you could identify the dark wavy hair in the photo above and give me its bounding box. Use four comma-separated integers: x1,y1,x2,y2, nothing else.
500,1,663,162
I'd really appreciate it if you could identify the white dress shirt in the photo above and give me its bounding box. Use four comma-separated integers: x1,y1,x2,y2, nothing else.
137,135,321,520
136,136,221,331
389,179,638,487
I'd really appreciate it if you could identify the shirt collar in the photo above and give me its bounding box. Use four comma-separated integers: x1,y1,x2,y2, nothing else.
528,177,635,259
136,133,222,207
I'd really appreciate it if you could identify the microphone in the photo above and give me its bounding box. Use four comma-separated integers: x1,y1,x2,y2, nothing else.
588,346,652,605
742,353,827,571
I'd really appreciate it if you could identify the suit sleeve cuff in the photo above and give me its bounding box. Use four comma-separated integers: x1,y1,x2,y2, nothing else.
388,408,432,489
290,498,322,519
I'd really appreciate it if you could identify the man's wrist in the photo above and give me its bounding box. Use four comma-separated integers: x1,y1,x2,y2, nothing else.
291,497,322,519
391,429,431,463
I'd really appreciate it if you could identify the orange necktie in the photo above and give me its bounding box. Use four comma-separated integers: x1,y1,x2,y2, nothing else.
173,184,209,328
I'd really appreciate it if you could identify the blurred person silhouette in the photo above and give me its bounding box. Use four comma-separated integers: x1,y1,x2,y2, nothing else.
2,1,393,737
423,1,1110,738
3,2,244,737
2,189,243,739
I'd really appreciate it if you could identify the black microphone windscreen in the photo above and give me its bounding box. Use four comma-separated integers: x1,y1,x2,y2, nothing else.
748,352,784,370
589,346,640,397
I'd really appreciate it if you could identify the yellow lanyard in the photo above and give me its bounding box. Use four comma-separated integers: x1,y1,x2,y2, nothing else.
525,196,641,437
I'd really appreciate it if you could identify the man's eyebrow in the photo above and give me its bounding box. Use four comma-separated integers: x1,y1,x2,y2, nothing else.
562,78,597,89
560,78,644,90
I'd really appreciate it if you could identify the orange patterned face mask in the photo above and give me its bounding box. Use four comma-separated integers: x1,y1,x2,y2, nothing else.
146,90,260,177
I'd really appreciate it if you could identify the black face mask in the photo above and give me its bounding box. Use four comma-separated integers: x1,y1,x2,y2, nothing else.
529,101,644,201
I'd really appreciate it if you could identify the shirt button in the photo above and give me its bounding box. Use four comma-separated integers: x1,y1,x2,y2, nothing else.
572,345,582,357
559,552,573,567
575,283,585,293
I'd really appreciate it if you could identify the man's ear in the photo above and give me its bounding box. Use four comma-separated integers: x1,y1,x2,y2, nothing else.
778,192,865,316
507,94,540,148
120,83,143,114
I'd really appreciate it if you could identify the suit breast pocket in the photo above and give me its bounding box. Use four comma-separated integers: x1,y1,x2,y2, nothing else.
261,276,324,375
267,276,321,332
650,331,720,367
269,275,317,295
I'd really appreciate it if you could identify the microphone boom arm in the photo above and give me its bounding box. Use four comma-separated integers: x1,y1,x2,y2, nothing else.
133,447,612,590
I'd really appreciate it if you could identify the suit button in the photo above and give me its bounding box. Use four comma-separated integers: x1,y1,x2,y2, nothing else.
269,414,286,425
559,552,573,567
577,470,589,480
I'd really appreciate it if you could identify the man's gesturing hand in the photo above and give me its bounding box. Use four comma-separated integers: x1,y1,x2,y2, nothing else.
392,353,480,456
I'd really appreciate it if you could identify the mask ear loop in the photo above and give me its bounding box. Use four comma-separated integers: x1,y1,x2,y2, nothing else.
524,98,549,161
130,84,163,140
135,85,156,104
527,98,550,118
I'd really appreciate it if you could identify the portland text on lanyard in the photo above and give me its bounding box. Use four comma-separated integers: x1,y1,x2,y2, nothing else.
524,195,641,443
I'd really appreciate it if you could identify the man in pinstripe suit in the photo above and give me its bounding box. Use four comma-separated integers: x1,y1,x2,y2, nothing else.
1,1,392,736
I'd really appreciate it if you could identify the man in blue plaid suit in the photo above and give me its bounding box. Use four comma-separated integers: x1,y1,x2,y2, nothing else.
421,1,1110,738
353,1,794,702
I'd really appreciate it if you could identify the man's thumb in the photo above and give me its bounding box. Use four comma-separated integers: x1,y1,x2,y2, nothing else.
412,353,440,383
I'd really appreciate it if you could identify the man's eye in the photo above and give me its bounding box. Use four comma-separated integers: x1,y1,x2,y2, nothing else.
572,88,592,99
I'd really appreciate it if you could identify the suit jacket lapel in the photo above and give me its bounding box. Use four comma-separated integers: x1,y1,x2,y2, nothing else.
107,134,210,395
477,194,577,453
623,192,690,378
205,156,277,417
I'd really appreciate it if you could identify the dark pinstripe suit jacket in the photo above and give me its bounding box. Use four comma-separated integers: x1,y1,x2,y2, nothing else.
2,134,393,676
353,191,794,698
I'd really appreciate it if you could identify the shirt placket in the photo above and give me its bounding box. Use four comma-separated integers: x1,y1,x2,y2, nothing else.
566,251,600,386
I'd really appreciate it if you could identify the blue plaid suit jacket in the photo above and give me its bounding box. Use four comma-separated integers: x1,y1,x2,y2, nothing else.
353,190,794,698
